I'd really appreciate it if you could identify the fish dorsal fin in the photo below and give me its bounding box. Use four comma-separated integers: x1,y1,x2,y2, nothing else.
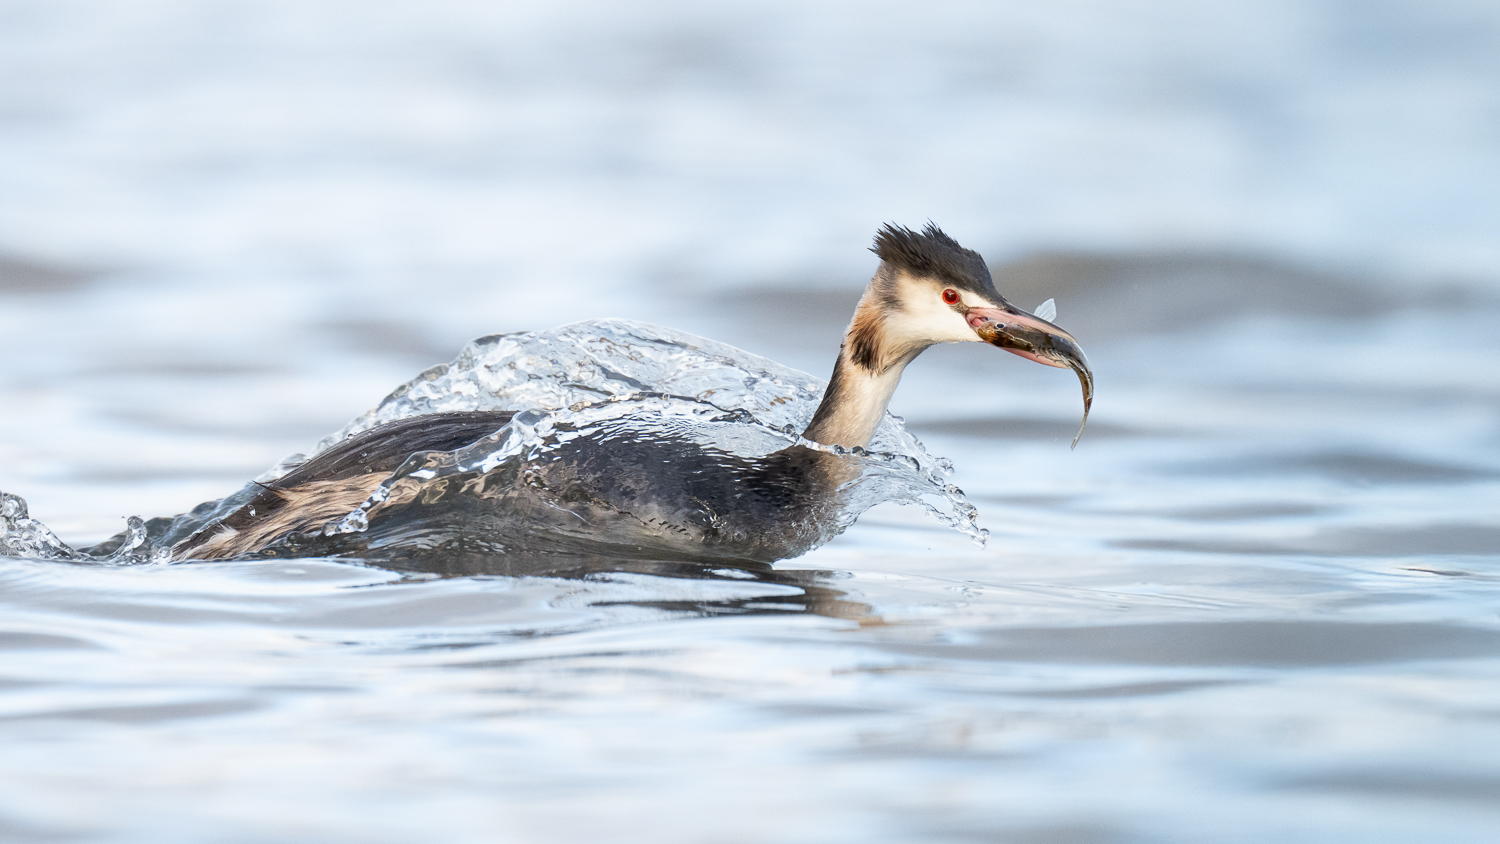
1035,298,1056,322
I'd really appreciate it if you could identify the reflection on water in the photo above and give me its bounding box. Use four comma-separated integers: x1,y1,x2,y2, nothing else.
385,552,878,623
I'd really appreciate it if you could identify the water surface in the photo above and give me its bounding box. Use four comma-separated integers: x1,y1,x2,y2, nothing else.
2,2,1499,842
3,255,1497,843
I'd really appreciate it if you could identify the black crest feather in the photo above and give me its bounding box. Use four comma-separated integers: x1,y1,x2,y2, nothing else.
870,222,998,296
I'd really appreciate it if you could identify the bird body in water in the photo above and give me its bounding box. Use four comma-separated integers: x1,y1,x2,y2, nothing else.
170,224,1093,563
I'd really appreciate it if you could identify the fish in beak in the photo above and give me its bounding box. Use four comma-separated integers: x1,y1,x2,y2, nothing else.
966,303,1094,448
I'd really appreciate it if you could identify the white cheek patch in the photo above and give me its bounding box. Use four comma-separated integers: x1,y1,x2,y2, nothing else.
886,295,967,347
889,272,989,345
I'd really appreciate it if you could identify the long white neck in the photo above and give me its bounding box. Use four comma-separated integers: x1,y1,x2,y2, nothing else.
802,355,908,449
802,290,930,449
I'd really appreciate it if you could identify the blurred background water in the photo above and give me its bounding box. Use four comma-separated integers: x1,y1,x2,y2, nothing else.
1,1,1498,842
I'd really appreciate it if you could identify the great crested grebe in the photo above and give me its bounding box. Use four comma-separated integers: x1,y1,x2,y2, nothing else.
168,223,1093,563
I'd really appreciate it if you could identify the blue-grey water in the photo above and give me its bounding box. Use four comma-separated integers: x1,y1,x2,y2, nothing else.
2,2,1499,842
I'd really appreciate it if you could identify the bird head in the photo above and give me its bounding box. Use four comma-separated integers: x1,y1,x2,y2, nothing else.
854,223,1095,447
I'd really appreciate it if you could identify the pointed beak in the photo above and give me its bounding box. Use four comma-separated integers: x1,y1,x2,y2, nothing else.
967,304,1094,448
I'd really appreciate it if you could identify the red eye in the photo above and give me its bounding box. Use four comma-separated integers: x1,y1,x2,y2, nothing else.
942,289,960,305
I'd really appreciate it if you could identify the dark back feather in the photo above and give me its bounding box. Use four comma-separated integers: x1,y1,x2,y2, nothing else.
273,411,516,487
173,411,515,558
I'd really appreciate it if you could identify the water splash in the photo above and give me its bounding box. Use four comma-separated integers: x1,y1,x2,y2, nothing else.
0,492,166,564
2,320,986,564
